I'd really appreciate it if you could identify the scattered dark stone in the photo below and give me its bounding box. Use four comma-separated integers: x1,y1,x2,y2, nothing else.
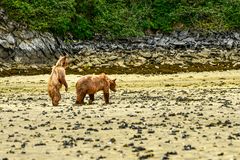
130,134,141,140
162,151,177,160
217,152,224,156
162,154,169,160
76,137,84,141
84,131,91,135
139,154,154,160
196,126,203,129
127,114,137,117
21,142,27,148
222,120,232,127
62,137,77,148
38,121,50,127
9,124,14,127
66,107,73,112
129,124,146,130
109,138,116,144
118,121,128,129
100,145,110,151
7,150,15,154
49,126,57,130
228,135,236,140
96,156,106,160
232,132,240,137
34,142,46,146
169,130,178,135
165,140,171,143
74,151,82,158
93,144,101,148
104,120,113,124
147,130,155,134
8,134,14,138
181,132,190,139
101,127,113,130
132,146,146,152
84,138,94,142
42,111,47,115
123,143,134,147
87,128,99,132
24,125,37,130
183,145,196,151
169,151,178,156
168,113,176,116
137,129,142,134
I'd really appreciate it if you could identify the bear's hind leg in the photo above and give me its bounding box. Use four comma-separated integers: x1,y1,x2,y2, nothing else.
52,90,61,106
76,91,86,105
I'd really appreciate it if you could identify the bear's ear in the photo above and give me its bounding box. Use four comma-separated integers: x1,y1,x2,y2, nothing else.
59,57,65,65
62,56,68,67
62,56,67,61
55,56,67,67
113,78,116,82
59,55,64,59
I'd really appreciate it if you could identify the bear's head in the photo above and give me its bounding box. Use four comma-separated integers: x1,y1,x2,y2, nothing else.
56,56,68,68
109,79,116,92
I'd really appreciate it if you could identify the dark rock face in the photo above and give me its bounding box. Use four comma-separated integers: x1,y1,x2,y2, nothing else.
0,8,70,73
1,8,240,76
72,31,240,53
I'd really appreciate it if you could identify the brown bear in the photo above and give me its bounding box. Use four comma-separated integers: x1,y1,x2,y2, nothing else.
48,56,68,106
75,73,116,105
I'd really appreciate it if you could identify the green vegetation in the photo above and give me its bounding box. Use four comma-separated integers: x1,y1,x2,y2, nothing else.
2,0,240,39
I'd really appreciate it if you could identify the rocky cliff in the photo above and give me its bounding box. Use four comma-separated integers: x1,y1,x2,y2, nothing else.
0,8,70,76
1,8,240,76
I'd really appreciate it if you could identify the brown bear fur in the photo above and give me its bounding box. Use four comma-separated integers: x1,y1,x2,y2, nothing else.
75,73,116,105
48,56,68,106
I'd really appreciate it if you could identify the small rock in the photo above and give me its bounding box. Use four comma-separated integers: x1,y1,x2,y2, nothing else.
140,52,152,58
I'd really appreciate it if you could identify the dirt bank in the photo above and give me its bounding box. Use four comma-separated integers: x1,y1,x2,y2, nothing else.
0,70,240,159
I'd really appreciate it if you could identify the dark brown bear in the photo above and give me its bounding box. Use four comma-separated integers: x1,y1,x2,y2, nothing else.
75,73,116,105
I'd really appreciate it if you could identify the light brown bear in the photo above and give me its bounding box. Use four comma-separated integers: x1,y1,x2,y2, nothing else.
48,56,68,106
75,73,116,105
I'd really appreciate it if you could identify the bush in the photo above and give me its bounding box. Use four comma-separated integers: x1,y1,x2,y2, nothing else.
93,0,152,39
70,15,93,39
2,0,240,39
2,0,76,35
151,0,240,32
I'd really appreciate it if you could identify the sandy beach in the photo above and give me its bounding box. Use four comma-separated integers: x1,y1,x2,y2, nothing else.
0,70,240,160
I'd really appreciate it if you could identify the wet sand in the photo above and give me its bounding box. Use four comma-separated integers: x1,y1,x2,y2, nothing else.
0,70,240,160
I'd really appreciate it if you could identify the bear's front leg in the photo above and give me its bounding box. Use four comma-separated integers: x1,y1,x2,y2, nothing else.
103,92,109,104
